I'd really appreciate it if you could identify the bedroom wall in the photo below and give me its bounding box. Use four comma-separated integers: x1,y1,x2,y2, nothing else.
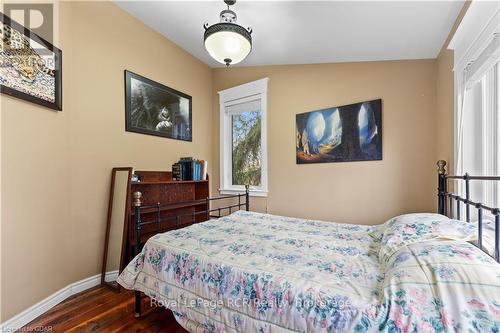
435,50,455,175
212,60,438,225
435,1,470,176
1,1,213,322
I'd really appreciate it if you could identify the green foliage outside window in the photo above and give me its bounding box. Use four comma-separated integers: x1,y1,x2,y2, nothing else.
232,111,261,186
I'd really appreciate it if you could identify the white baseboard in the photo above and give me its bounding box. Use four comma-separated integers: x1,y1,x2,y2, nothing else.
0,270,118,332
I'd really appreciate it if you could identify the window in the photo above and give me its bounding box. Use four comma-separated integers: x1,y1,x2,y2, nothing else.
218,78,268,196
450,2,500,209
460,63,499,208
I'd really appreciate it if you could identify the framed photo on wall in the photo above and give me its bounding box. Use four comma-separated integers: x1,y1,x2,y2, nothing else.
124,70,192,141
296,99,382,164
0,13,62,111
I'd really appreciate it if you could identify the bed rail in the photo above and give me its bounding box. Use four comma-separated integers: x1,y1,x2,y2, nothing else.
437,160,500,263
132,185,250,317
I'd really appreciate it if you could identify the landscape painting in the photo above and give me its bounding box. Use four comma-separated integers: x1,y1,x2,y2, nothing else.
125,70,192,141
296,99,382,164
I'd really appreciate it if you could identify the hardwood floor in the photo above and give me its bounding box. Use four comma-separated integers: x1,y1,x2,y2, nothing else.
21,285,188,333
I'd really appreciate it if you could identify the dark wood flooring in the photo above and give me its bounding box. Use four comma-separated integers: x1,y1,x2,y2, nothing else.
20,285,188,332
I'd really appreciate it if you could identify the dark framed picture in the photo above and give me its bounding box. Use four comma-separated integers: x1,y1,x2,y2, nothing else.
0,13,62,111
124,70,192,141
296,99,382,164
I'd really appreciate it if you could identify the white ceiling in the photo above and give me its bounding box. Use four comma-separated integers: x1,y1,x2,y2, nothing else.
115,1,464,68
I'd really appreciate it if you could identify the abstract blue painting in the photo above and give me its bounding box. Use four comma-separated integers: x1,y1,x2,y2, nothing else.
296,99,382,164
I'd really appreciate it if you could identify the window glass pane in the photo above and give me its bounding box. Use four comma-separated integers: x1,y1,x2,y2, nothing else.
231,110,261,186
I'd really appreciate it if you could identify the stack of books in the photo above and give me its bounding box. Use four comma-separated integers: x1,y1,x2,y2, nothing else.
172,157,208,181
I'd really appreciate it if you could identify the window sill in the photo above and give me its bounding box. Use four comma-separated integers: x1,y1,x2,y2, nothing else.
219,188,268,197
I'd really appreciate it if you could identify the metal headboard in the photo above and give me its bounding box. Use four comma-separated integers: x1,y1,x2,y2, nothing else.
131,185,250,317
437,160,500,262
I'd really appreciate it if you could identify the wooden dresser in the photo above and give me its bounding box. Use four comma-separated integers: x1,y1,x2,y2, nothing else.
124,170,209,265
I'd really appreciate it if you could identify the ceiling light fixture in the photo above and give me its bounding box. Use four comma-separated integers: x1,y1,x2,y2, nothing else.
204,0,252,67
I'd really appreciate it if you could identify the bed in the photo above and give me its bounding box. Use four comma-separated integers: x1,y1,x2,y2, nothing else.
117,161,500,332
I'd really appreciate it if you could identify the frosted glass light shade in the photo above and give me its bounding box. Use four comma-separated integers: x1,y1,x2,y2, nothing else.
204,23,252,66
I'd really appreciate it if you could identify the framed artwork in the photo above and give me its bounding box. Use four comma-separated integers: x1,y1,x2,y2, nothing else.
296,99,382,164
124,70,192,141
0,13,62,111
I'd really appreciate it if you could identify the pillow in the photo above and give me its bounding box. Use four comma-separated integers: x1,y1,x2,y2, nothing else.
465,219,497,257
379,213,477,265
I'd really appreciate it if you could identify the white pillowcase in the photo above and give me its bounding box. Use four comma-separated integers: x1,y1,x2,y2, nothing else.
378,213,477,265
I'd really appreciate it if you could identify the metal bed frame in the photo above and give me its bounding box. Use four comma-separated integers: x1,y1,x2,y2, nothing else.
128,161,500,318
131,185,250,317
437,160,500,262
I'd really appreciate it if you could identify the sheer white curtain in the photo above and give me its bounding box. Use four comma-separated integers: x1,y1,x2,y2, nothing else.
456,46,499,208
450,0,500,212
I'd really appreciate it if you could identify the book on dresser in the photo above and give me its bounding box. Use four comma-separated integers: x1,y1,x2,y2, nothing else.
122,170,209,267
172,158,208,181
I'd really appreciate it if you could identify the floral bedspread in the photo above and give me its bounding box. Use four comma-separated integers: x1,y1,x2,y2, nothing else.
117,211,500,333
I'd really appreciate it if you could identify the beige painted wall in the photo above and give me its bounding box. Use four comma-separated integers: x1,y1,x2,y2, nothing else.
1,1,213,321
435,1,470,176
435,50,455,174
212,60,438,225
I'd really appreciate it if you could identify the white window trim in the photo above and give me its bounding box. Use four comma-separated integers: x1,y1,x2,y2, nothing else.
448,2,500,174
218,78,269,197
448,2,500,209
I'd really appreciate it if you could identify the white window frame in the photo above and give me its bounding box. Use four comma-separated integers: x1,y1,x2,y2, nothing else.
448,2,500,209
218,78,269,197
448,1,500,174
